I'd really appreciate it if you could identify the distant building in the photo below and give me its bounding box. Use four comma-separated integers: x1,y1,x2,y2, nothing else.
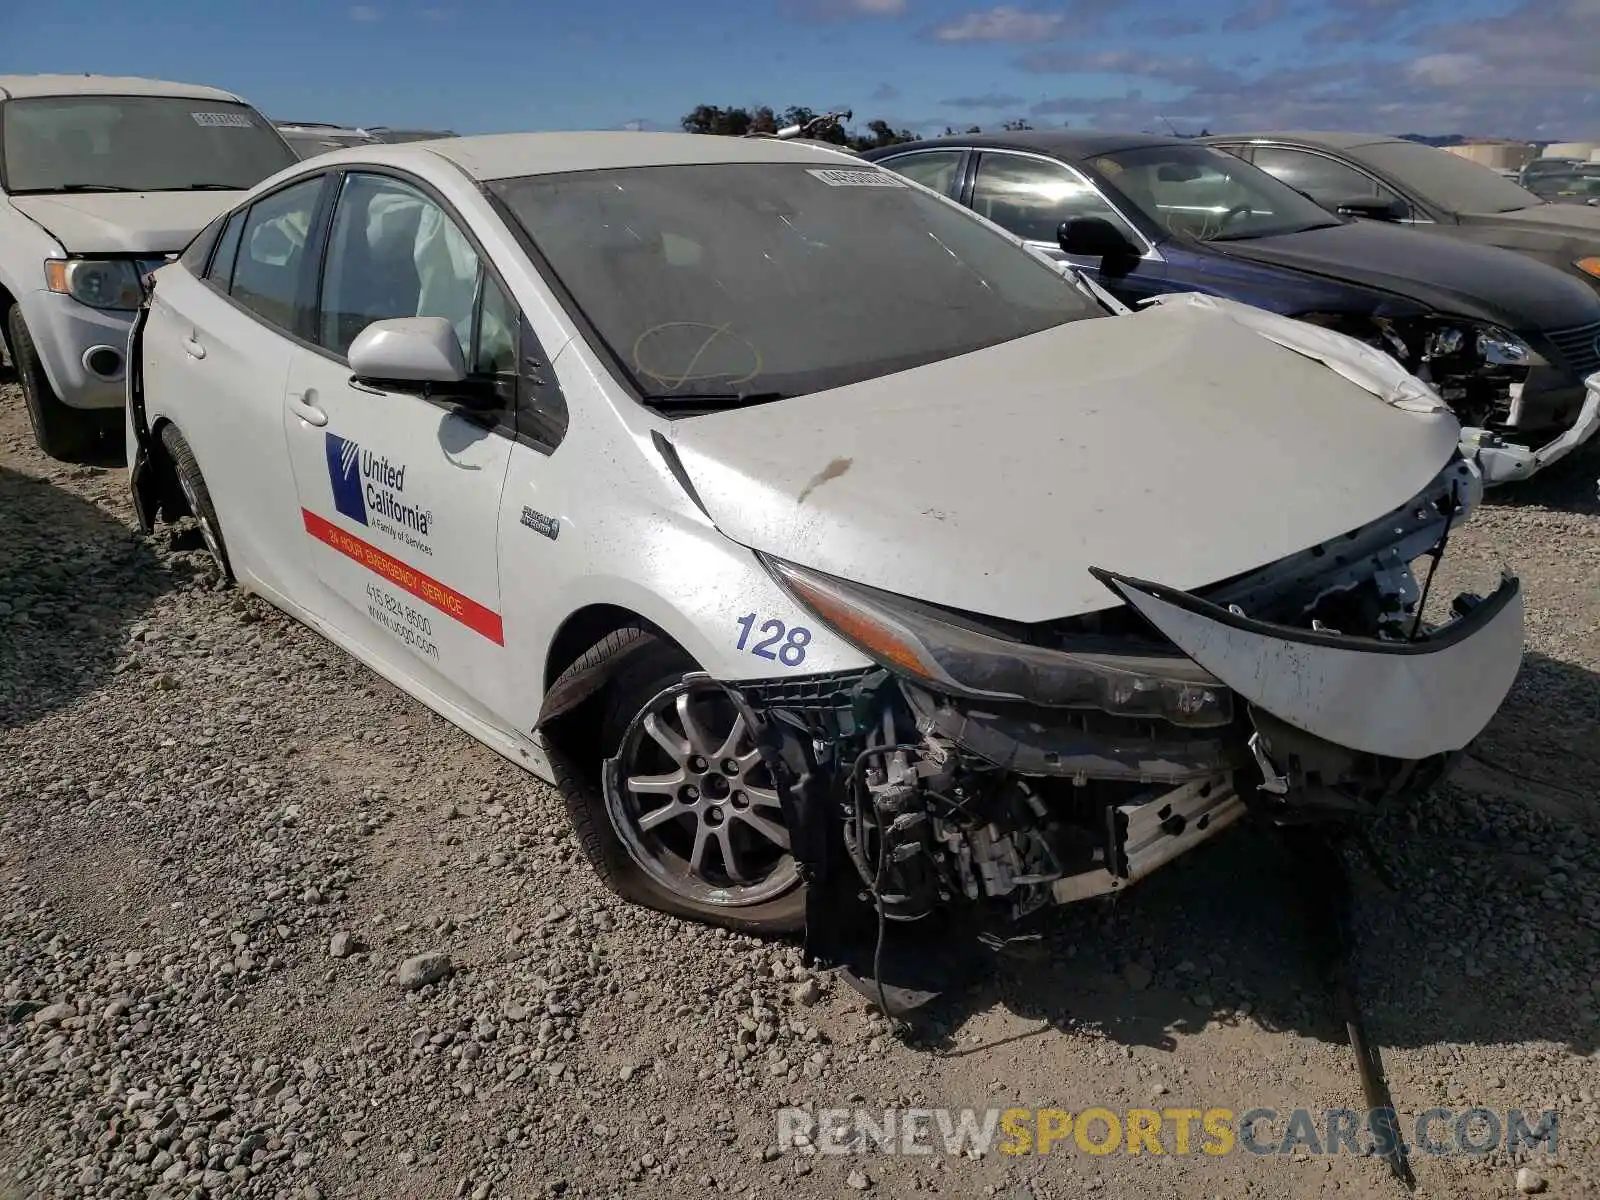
1442,140,1539,171
1542,141,1599,162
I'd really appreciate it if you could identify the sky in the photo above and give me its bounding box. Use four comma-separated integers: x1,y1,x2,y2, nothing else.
4,0,1598,141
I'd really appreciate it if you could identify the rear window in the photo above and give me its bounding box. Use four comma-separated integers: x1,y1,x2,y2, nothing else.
1,95,296,194
1354,141,1545,214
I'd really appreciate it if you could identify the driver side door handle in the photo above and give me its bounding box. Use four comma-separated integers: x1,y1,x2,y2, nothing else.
288,389,328,427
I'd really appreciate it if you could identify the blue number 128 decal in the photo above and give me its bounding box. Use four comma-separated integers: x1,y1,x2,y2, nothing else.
734,613,810,667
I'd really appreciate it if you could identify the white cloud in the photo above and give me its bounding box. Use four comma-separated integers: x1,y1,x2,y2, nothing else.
929,6,1068,41
1406,53,1478,87
781,0,906,19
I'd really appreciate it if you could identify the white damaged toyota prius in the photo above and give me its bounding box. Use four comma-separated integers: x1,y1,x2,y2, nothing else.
128,131,1527,984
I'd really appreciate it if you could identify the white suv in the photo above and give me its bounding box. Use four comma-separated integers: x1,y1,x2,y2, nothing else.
0,74,295,460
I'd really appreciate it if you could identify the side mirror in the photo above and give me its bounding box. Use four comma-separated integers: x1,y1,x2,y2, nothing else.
349,316,467,392
1057,217,1139,260
1334,196,1410,222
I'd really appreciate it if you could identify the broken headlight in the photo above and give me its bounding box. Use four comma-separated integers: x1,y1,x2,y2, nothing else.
1425,324,1539,369
760,555,1232,728
1416,321,1543,428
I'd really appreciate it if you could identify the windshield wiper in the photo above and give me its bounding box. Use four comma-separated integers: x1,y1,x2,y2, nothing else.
1208,220,1341,242
171,183,242,191
643,390,790,409
11,183,137,194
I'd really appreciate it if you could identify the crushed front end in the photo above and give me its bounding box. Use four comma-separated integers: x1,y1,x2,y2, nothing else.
730,453,1523,941
1301,310,1600,484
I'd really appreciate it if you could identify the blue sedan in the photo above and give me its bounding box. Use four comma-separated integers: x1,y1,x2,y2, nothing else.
862,131,1600,471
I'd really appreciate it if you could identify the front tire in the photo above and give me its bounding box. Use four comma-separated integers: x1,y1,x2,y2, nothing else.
6,304,117,463
548,630,805,934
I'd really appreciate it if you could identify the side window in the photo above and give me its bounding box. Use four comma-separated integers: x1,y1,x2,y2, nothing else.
179,211,226,276
318,172,482,359
206,210,246,288
230,176,323,331
880,150,964,196
971,153,1140,246
473,274,519,377
475,279,569,452
1207,143,1251,162
1251,147,1398,209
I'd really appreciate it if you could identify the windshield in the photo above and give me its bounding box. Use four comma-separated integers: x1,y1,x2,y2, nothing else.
1,95,296,194
1526,166,1600,200
1353,141,1544,214
491,162,1103,405
1087,143,1342,242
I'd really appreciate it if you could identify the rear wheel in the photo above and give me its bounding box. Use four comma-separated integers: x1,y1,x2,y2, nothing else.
159,423,234,584
548,631,805,933
6,304,117,463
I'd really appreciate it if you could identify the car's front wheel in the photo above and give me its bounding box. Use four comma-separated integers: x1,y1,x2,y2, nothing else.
6,304,118,463
548,630,805,933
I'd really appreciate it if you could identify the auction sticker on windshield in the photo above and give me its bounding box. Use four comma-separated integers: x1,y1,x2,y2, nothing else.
806,168,906,188
191,111,257,128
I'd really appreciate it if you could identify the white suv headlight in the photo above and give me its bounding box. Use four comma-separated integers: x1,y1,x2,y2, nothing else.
44,258,144,311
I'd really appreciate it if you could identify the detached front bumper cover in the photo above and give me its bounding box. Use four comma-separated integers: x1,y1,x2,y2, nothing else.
1092,568,1525,761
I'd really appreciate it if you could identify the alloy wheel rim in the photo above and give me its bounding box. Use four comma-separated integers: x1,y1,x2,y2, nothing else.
613,681,798,907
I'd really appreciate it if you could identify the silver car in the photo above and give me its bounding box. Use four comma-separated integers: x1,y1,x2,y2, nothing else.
0,74,295,460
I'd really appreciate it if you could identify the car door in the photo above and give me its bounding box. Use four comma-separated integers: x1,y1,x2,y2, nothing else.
961,150,1170,306
281,168,517,724
141,172,331,600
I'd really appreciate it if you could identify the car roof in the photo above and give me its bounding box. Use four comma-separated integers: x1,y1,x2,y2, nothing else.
0,74,244,103
276,121,369,132
860,130,1192,162
311,131,865,181
1201,131,1408,151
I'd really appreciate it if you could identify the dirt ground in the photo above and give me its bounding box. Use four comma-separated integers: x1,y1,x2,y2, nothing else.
2,374,1598,1200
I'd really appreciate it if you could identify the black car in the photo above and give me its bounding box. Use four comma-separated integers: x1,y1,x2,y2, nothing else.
860,132,1600,474
1524,164,1600,207
1202,133,1600,297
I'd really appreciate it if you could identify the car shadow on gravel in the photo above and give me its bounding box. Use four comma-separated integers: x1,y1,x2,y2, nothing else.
0,466,176,730
904,649,1600,1067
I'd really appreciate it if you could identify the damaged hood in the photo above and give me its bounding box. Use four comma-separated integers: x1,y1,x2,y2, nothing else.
9,191,241,254
668,300,1463,623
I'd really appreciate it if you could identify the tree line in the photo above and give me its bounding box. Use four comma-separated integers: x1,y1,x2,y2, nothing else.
678,105,1221,146
679,105,1048,150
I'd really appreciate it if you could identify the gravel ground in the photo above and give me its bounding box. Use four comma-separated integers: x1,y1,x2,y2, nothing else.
2,373,1598,1200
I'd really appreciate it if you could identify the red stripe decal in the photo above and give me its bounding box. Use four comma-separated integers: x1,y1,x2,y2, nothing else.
302,509,505,645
